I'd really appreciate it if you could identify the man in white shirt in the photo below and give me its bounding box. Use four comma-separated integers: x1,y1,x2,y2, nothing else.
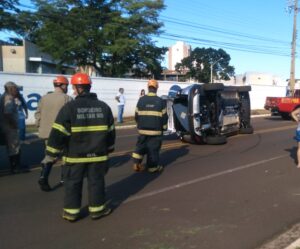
115,88,125,123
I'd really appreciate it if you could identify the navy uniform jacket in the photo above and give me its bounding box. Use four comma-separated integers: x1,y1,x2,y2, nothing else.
135,92,168,136
46,92,115,164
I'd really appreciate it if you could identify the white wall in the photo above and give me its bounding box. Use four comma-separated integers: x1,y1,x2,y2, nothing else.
0,72,287,124
0,72,190,124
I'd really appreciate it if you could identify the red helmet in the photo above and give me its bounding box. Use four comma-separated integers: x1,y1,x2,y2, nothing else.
53,76,69,84
71,73,92,85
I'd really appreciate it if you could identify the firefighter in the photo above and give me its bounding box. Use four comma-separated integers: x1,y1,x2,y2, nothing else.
132,79,168,173
46,72,115,222
35,76,72,191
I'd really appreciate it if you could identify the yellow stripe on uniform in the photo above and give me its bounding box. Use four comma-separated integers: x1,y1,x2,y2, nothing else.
137,110,163,117
63,208,80,214
52,123,70,136
132,152,143,159
46,146,61,154
138,129,162,135
71,125,108,132
162,108,167,114
108,125,115,132
63,155,108,163
89,205,105,213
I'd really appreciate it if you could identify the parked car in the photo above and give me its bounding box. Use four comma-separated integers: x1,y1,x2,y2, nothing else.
164,83,253,144
264,89,300,120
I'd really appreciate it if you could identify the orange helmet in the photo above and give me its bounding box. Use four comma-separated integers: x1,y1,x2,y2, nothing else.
148,79,158,89
71,73,92,85
53,76,69,84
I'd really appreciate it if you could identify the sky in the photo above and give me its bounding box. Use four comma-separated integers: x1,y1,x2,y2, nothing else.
0,0,296,79
157,0,295,79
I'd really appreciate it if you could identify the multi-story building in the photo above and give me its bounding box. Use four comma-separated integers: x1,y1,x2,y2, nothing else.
168,41,191,71
0,40,75,74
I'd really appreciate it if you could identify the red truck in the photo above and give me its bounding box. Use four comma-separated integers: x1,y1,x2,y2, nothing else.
264,90,300,119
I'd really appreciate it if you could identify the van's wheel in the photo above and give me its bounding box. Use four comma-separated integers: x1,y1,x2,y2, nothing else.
180,135,193,144
206,135,227,145
239,126,254,134
192,135,204,144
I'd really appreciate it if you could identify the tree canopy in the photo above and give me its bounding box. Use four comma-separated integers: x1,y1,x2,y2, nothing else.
0,0,20,31
175,47,235,83
13,0,167,78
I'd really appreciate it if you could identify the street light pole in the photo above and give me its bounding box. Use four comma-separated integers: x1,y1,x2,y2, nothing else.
210,57,223,83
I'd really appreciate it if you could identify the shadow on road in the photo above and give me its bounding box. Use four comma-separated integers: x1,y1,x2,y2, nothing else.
103,146,189,213
109,154,131,168
264,116,291,122
285,146,298,166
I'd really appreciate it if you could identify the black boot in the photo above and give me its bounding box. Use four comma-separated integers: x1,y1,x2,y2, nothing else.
9,155,17,174
38,163,53,192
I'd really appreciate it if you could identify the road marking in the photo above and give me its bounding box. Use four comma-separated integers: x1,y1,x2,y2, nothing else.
124,154,288,203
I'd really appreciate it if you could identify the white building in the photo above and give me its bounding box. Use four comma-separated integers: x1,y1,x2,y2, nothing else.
168,41,191,70
235,72,287,86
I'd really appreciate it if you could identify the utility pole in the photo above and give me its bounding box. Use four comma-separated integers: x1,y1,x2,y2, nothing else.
289,0,298,93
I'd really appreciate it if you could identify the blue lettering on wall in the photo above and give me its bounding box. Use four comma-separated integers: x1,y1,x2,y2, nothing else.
27,93,41,111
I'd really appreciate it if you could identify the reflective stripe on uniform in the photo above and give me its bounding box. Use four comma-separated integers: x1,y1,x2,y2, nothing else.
52,123,70,136
62,155,108,163
46,145,61,154
138,129,162,135
163,124,167,129
162,108,167,114
63,208,80,214
132,152,143,159
89,205,105,213
71,125,108,132
137,110,163,117
108,125,115,132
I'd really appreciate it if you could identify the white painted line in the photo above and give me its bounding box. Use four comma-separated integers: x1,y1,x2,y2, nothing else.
124,154,288,204
284,238,300,249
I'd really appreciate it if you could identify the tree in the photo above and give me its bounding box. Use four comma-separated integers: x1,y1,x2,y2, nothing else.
0,0,20,31
175,47,235,83
14,0,166,78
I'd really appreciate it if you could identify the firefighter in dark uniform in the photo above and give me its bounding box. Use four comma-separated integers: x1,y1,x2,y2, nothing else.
46,73,115,222
132,79,167,173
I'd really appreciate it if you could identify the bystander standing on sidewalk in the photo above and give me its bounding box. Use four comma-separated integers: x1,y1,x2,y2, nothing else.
291,107,300,168
15,86,28,141
115,88,125,123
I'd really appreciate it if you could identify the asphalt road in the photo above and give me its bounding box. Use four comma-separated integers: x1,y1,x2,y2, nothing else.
1,116,300,249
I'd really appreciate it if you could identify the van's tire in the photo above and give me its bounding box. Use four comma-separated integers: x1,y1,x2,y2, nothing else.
180,135,193,144
206,135,227,145
239,126,254,134
203,83,224,91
